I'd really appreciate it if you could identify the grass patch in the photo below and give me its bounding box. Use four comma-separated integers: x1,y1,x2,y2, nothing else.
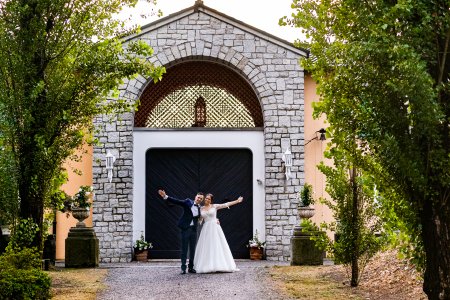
270,265,363,300
47,268,108,300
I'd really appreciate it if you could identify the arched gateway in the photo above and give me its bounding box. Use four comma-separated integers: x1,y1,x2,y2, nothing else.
92,1,307,263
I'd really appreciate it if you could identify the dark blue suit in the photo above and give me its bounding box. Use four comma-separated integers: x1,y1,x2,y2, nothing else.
166,196,200,272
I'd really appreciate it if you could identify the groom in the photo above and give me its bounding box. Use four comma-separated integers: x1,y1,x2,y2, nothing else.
158,189,203,274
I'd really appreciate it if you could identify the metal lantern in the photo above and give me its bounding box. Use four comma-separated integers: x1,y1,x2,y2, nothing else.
318,128,326,141
105,150,116,183
282,147,293,180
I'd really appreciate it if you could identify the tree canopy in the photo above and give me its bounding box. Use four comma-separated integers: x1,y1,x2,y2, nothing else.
0,0,165,247
282,0,450,298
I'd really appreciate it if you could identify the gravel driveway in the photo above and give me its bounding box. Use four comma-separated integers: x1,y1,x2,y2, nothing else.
97,260,290,300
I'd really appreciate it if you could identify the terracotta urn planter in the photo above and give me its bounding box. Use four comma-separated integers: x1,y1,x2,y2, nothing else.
249,247,264,260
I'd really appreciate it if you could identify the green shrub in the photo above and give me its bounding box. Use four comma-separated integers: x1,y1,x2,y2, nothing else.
0,268,51,300
0,247,51,300
8,218,40,251
299,183,314,207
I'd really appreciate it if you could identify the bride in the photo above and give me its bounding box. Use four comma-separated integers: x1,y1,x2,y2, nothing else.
193,193,243,273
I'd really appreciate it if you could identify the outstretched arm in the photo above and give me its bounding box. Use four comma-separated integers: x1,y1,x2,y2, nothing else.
158,189,187,207
216,196,243,210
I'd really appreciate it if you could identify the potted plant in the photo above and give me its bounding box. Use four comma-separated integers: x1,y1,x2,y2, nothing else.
134,232,152,262
60,186,93,227
247,230,266,260
297,183,315,220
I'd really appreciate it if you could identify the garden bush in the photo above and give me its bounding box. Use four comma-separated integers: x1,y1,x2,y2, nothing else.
0,247,51,300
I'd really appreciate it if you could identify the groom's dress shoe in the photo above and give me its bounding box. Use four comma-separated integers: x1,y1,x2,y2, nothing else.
180,270,186,275
188,268,196,273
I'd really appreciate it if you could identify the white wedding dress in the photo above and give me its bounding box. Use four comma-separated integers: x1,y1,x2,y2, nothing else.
194,204,238,273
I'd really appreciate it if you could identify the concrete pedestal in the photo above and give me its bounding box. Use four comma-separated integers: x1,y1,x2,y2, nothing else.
65,227,99,268
290,225,324,265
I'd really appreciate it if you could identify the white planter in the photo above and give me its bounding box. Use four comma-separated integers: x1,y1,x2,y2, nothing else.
0,225,10,235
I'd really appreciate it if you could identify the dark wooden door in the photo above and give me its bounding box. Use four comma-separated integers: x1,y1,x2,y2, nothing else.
145,148,253,259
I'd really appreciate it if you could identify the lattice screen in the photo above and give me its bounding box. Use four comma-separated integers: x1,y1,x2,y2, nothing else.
145,85,255,128
134,61,263,128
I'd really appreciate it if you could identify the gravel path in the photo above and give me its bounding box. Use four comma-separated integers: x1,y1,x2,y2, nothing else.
97,260,290,300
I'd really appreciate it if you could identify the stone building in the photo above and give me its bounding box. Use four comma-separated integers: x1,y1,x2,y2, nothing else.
55,0,331,263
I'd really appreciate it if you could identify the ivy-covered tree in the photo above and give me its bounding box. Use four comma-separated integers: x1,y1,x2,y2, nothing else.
0,0,165,249
281,1,450,298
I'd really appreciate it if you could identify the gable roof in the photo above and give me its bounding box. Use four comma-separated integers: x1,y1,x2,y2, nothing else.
125,0,308,57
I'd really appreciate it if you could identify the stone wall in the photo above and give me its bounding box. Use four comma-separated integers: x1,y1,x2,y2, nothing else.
92,113,135,262
93,8,305,262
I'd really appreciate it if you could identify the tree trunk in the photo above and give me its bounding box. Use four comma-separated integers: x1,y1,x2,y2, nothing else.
350,167,359,287
17,147,44,249
15,1,48,250
421,194,450,299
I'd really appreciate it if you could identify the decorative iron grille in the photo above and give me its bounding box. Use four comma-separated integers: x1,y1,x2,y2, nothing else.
134,61,263,128
145,85,255,128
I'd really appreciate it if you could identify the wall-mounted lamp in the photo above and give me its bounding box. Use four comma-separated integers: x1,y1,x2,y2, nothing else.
282,147,293,180
305,128,327,146
105,150,116,183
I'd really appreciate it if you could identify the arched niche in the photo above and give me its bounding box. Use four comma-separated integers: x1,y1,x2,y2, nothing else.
134,61,263,128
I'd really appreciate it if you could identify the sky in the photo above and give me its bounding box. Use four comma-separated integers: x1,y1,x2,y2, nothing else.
121,0,302,43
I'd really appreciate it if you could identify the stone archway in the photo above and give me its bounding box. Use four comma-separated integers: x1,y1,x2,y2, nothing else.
120,42,273,117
